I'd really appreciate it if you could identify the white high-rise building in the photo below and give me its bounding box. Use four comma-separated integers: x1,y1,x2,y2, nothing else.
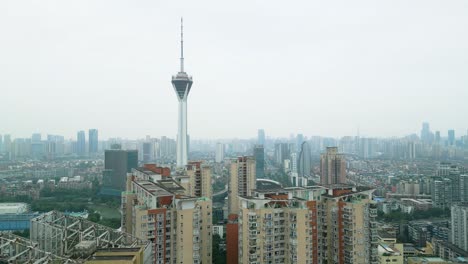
451,204,468,251
172,19,193,168
215,142,224,163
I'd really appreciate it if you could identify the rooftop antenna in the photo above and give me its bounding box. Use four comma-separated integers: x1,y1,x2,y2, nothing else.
180,17,184,72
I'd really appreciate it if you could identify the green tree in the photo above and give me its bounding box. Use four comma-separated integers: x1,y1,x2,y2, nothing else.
212,234,226,264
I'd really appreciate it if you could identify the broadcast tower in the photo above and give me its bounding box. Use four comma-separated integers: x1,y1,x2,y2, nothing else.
172,18,193,168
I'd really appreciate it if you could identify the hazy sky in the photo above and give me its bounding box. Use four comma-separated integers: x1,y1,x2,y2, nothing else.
1,0,467,140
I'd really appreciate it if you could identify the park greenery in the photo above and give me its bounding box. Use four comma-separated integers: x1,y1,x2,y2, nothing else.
0,181,122,230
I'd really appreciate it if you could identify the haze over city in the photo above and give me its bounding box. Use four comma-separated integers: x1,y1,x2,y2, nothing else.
1,0,467,139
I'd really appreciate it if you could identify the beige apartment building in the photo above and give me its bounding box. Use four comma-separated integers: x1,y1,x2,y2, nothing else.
236,185,378,264
122,166,212,264
228,156,256,215
186,161,212,198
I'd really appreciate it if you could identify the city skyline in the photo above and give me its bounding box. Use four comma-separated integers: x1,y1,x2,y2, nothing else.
1,1,468,139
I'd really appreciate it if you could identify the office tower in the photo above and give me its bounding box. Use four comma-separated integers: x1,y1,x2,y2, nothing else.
104,149,138,191
296,133,304,151
228,156,256,214
215,142,225,163
450,204,468,251
0,134,2,152
274,142,290,166
297,141,311,186
320,146,346,185
122,168,212,264
76,130,86,156
186,161,212,198
88,129,98,153
431,178,452,209
253,145,265,178
448,129,455,146
258,129,265,146
237,186,378,264
172,19,193,168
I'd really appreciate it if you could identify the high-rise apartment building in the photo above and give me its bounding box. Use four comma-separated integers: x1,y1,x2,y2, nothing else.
431,178,452,209
172,19,193,168
186,161,212,198
253,145,265,178
258,129,265,146
77,130,86,156
228,156,256,214
320,147,346,185
122,167,212,264
215,142,225,163
450,204,468,251
236,186,378,264
104,149,138,191
88,129,98,154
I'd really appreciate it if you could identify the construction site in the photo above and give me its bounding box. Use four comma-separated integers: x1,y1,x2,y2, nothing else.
0,211,152,264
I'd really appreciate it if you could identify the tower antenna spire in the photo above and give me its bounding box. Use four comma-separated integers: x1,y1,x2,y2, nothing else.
180,17,184,72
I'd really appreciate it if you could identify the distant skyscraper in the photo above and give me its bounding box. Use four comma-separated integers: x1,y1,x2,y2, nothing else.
172,19,193,168
31,133,41,142
3,134,12,153
215,142,225,163
296,133,304,152
76,131,86,156
448,129,455,146
253,145,265,178
320,147,346,185
31,133,44,159
420,122,433,143
435,131,441,144
0,134,2,152
297,141,312,186
274,142,290,166
104,149,138,191
142,142,153,162
257,129,265,146
88,129,98,153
